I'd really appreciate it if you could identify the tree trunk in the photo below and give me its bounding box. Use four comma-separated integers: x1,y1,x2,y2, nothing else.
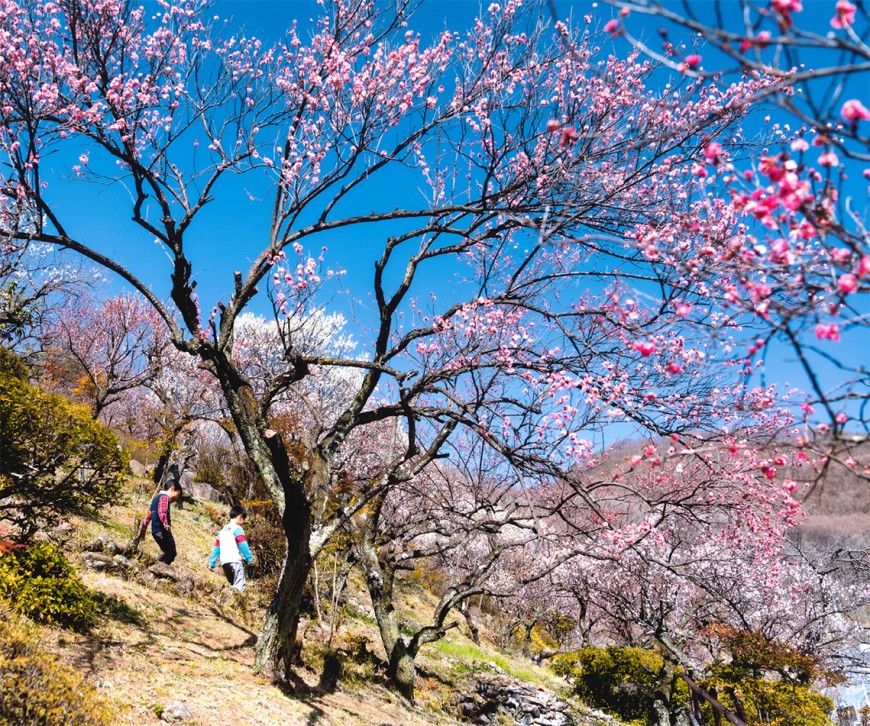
356,536,417,702
255,542,309,681
207,350,314,684
372,584,417,702
460,600,481,645
522,620,536,657
252,441,313,682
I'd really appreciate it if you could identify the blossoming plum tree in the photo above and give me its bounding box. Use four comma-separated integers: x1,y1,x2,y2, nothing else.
495,438,863,724
598,0,870,441
39,291,168,416
0,0,813,688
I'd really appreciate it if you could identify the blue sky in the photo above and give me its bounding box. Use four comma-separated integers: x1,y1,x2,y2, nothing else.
36,0,868,431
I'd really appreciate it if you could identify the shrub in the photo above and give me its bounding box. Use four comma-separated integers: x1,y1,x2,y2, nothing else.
0,347,128,538
554,646,687,725
192,442,230,485
544,613,577,647
703,676,834,726
0,541,99,632
703,626,837,726
0,602,112,725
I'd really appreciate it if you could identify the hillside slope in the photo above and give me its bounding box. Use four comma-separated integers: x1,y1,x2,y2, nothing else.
29,480,618,726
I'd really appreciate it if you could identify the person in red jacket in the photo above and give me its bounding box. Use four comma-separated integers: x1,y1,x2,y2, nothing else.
143,482,183,564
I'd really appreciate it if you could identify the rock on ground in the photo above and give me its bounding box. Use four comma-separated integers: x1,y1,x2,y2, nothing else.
160,700,192,722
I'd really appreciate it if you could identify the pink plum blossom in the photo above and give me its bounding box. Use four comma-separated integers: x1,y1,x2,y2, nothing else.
633,341,657,357
818,151,839,167
841,99,870,122
838,273,857,293
703,141,722,163
559,126,578,146
675,303,691,317
815,323,840,340
771,0,803,16
831,0,856,28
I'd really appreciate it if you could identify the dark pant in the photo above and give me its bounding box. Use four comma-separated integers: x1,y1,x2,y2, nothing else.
152,528,177,564
221,562,246,592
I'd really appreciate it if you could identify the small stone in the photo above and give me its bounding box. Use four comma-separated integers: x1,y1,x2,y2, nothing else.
50,521,75,543
160,700,192,722
81,552,120,571
100,537,121,555
148,562,183,582
536,718,567,726
113,554,132,568
173,577,196,598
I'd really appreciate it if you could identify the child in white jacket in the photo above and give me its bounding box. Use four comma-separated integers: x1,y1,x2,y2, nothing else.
209,505,254,592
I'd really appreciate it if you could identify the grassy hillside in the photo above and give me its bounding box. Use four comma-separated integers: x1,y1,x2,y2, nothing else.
17,438,866,725
16,476,616,726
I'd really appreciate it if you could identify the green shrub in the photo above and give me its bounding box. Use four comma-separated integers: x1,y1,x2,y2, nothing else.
554,646,687,725
703,626,836,726
0,346,28,380
703,674,834,725
0,542,99,633
0,602,112,725
551,650,582,679
0,347,128,539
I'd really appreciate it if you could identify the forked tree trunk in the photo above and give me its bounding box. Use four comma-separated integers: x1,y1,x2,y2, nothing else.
356,536,417,702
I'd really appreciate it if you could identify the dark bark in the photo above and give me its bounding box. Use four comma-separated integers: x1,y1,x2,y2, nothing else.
682,678,744,726
319,650,342,693
460,600,481,645
255,544,310,682
251,444,313,682
521,619,536,657
206,348,314,683
356,536,417,702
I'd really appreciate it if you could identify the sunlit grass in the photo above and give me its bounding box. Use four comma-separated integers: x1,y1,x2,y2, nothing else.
433,639,542,684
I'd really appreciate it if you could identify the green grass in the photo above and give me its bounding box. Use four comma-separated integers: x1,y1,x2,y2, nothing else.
433,639,543,684
344,602,377,628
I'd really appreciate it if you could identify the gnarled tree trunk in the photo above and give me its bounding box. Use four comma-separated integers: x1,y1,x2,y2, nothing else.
255,530,310,681
208,350,315,683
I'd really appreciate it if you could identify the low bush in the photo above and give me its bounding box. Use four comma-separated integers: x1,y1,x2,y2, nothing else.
703,674,834,726
553,642,834,726
553,646,687,725
0,602,112,725
704,626,837,726
0,347,128,539
703,676,834,725
0,541,99,632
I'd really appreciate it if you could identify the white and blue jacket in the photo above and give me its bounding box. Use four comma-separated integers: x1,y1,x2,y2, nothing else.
209,523,253,567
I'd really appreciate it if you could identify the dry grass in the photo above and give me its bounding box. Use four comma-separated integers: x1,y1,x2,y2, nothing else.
34,448,867,726
38,487,462,726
